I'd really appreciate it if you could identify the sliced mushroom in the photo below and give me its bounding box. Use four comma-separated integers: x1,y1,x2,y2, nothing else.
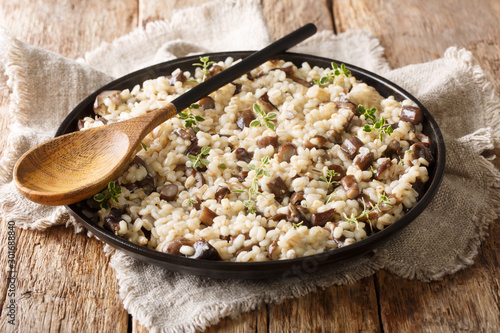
278,143,297,163
258,136,279,149
415,133,431,147
353,151,374,170
305,135,328,149
93,90,122,114
160,184,178,201
400,106,423,125
185,167,206,187
325,129,342,144
173,128,195,140
343,112,355,131
267,176,290,202
162,237,193,255
234,147,253,163
334,101,357,114
236,109,256,129
341,175,359,199
215,186,230,203
411,142,434,164
258,92,276,112
287,203,310,227
199,96,215,110
189,239,222,260
341,136,363,159
269,213,287,222
268,238,280,260
383,140,401,158
311,209,336,227
376,159,393,179
289,75,313,87
185,139,201,156
206,65,223,80
355,193,375,209
412,178,425,198
199,206,217,226
327,164,345,181
231,82,242,95
167,70,186,85
103,207,127,234
290,191,305,205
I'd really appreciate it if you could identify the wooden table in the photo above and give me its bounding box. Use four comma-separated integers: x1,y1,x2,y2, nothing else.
1,1,499,332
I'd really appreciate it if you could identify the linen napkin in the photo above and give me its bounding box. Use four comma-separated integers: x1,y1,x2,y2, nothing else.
1,1,499,332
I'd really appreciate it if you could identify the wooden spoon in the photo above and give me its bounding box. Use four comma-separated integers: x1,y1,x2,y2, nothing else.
14,23,317,206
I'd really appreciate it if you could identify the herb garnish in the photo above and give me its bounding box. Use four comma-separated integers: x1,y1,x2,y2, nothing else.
358,105,394,141
179,103,205,132
314,62,351,87
250,103,277,130
140,142,148,151
93,181,122,209
188,146,211,170
342,192,392,231
233,156,271,214
193,56,215,82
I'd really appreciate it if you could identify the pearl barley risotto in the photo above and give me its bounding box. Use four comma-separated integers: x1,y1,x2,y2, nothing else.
80,57,434,262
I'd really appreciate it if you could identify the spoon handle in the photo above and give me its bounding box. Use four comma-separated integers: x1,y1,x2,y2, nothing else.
171,23,317,112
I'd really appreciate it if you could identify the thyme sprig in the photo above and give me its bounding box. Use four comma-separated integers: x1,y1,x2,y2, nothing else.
250,103,277,130
193,56,215,82
233,156,271,214
342,192,393,231
358,105,394,141
319,169,340,187
93,181,122,209
314,62,351,87
188,146,211,170
179,103,204,132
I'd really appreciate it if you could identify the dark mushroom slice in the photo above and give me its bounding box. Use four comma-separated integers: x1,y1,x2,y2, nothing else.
287,203,311,227
167,70,186,85
274,65,294,75
353,151,374,170
278,143,297,163
231,82,242,95
206,64,223,80
234,147,253,163
185,167,206,187
325,129,342,144
162,237,193,256
268,238,280,260
103,207,127,234
343,112,355,132
290,191,305,205
269,213,287,222
190,195,202,210
341,136,364,159
376,159,393,179
411,142,434,164
305,135,328,149
400,106,423,125
289,75,313,87
235,244,255,256
267,176,290,203
355,193,375,210
258,136,279,149
93,90,122,113
327,164,345,181
160,184,178,201
185,139,201,156
341,175,359,199
383,140,401,158
412,178,426,198
236,109,256,129
415,133,431,147
173,128,195,140
189,239,222,260
199,206,217,226
311,208,336,227
214,186,230,203
237,170,249,183
199,96,215,110
334,101,357,114
258,92,277,112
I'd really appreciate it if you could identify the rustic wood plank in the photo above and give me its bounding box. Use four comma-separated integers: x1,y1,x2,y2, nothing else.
138,0,211,27
333,0,500,332
333,0,500,93
0,0,139,59
261,0,334,41
0,0,139,332
267,277,381,333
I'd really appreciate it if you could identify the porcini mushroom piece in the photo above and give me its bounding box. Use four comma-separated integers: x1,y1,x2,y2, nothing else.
305,135,328,149
258,136,279,149
278,143,297,163
160,184,178,201
353,151,374,170
400,106,423,125
234,147,253,163
199,207,217,226
341,175,359,199
236,109,256,129
189,239,222,260
199,96,215,110
341,136,363,159
214,186,230,203
267,176,290,203
311,209,336,227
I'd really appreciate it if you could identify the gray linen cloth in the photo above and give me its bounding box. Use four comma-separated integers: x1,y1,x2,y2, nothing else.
0,0,499,332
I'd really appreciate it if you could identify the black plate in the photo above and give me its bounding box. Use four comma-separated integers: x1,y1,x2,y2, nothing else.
57,52,446,280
